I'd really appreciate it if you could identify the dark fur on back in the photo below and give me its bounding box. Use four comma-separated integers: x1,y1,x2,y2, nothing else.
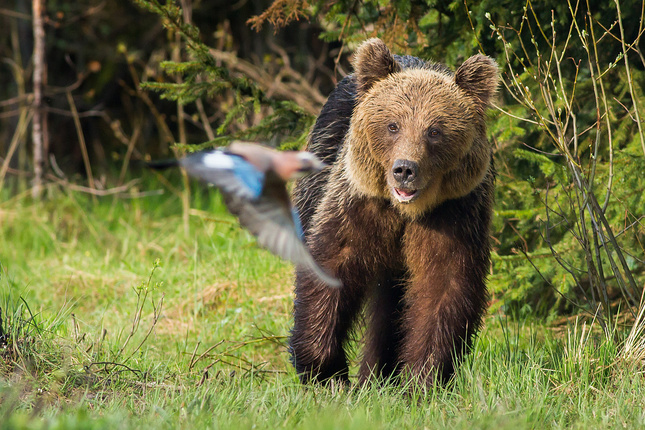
290,39,498,387
292,75,354,233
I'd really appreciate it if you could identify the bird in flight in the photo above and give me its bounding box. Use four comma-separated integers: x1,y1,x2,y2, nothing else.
151,141,341,287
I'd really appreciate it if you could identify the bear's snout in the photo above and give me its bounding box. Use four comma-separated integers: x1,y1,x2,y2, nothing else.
391,159,421,203
392,159,419,184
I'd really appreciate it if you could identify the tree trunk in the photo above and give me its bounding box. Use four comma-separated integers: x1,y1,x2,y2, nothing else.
31,0,47,199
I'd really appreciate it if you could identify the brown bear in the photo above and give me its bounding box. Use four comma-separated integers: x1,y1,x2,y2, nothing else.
290,38,498,386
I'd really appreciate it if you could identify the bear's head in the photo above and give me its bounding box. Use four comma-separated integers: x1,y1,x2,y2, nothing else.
343,38,499,219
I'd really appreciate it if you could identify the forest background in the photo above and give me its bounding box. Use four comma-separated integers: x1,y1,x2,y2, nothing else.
0,0,645,428
3,0,644,322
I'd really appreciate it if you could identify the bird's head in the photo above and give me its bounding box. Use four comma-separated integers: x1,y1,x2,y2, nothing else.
225,141,326,182
273,151,327,181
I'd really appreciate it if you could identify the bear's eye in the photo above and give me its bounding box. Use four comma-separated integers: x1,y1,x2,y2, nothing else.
387,123,399,133
427,128,441,138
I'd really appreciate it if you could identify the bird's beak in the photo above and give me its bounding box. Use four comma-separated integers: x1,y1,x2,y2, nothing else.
296,152,327,174
308,158,327,172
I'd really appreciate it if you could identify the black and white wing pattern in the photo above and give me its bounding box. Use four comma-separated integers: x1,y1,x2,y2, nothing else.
178,150,265,200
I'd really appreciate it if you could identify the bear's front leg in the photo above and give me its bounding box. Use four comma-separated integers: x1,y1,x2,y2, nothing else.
291,267,365,384
400,204,490,385
290,195,401,384
358,276,406,384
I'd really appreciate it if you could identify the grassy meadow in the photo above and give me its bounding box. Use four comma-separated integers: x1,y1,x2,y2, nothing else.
1,177,645,429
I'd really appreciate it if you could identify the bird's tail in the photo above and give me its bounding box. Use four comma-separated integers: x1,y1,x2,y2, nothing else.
146,159,180,170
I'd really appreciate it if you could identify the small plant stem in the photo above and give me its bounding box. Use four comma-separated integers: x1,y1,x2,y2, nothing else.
614,0,645,156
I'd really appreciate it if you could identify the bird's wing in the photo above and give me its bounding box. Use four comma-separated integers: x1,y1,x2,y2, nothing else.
179,150,264,200
224,182,341,288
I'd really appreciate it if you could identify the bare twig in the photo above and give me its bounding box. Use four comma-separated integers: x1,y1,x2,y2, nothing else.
0,109,33,191
114,261,162,363
0,8,31,20
46,175,140,197
65,91,95,192
189,339,225,370
613,0,645,156
118,124,142,185
88,361,142,377
207,48,326,115
174,1,192,236
121,292,164,364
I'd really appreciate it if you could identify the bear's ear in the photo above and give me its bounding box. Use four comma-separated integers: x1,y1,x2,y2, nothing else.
455,54,499,109
353,38,400,96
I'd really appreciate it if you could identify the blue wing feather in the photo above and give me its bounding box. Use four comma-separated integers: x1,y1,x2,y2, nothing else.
290,208,305,241
180,150,265,200
228,157,265,199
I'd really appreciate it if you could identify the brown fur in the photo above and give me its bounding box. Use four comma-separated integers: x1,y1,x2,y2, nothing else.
290,38,498,386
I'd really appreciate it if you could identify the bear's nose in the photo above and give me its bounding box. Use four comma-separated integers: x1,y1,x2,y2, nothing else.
392,159,419,184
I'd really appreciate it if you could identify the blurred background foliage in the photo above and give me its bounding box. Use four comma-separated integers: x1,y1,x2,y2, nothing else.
1,0,643,324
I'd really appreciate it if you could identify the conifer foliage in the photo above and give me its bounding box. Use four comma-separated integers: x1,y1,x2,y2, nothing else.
132,0,315,150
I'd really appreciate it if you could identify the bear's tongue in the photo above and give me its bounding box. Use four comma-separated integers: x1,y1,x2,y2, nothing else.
395,188,416,198
394,188,418,202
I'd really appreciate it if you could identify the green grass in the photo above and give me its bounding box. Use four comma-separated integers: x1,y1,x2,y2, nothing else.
2,180,645,429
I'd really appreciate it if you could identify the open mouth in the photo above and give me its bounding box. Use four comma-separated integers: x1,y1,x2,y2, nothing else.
393,187,419,203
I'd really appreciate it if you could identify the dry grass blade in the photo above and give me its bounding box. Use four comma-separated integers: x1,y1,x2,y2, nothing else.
620,288,645,367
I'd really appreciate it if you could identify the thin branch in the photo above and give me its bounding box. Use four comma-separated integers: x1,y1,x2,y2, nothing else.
65,91,95,192
0,8,31,20
0,109,33,190
46,175,141,197
614,0,645,155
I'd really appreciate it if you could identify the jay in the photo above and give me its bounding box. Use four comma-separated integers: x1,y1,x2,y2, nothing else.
151,141,340,287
